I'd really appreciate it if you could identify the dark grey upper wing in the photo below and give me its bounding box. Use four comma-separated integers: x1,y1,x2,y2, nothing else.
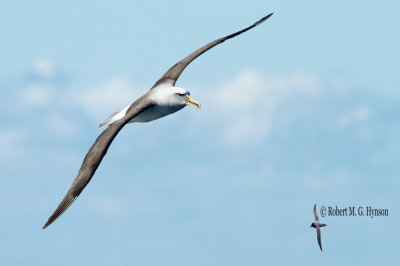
151,13,273,89
313,203,319,221
317,227,323,251
42,97,154,229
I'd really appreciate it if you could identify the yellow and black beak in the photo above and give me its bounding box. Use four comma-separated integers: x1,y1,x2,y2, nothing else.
185,95,201,109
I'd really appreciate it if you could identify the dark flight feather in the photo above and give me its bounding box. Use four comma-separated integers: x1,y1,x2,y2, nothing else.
43,98,154,229
151,13,273,89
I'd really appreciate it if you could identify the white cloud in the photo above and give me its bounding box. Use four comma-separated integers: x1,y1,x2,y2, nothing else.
20,84,53,108
32,57,55,78
198,69,321,147
0,129,28,160
16,57,59,110
75,76,143,121
335,105,373,141
46,114,77,139
337,106,371,128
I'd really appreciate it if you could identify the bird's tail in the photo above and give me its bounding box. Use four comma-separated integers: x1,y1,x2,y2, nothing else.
98,106,129,129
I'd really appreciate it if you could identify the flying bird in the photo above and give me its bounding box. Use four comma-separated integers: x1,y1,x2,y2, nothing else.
310,203,327,251
43,13,274,229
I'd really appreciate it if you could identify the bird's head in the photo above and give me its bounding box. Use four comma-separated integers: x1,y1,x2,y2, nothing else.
310,223,315,228
155,86,201,109
172,87,201,109
151,84,201,110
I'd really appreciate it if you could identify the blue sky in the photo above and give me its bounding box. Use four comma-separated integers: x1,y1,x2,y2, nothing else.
1,0,399,265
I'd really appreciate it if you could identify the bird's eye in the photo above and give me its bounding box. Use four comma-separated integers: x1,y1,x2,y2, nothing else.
176,93,185,97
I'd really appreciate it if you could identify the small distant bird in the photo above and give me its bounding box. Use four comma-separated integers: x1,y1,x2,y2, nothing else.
42,13,274,229
310,203,327,251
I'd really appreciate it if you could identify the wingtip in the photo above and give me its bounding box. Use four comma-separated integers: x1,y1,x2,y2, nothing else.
42,217,54,229
42,194,78,230
254,13,274,26
42,215,56,229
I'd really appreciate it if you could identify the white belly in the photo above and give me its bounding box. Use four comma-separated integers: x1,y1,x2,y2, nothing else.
130,104,184,123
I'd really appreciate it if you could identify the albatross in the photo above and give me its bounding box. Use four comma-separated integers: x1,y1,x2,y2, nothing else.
43,13,274,229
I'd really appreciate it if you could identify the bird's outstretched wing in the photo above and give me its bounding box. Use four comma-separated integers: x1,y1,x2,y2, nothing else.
313,203,319,221
43,97,155,229
151,13,273,89
317,227,323,251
